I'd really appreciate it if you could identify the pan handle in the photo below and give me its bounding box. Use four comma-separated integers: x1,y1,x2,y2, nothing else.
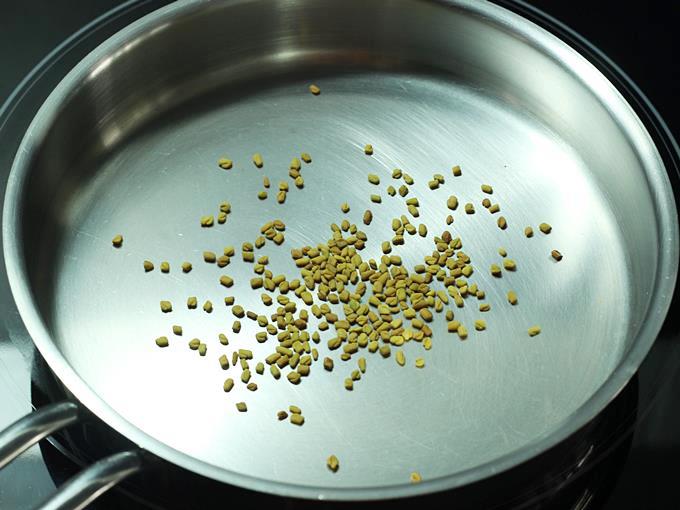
0,402,145,510
0,402,80,470
33,450,143,510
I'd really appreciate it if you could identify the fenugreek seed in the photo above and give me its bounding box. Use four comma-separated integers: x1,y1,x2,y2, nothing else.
223,378,234,392
250,277,263,290
277,191,286,204
415,357,425,368
418,224,427,237
200,215,214,227
528,325,541,337
392,168,403,179
446,309,454,321
232,352,239,366
143,260,154,272
458,325,468,340
551,249,563,261
218,158,232,170
203,300,213,313
198,343,207,356
482,198,491,209
223,246,235,257
539,222,552,234
327,455,339,472
358,357,366,373
290,157,302,171
490,264,502,277
434,173,445,184
479,303,490,312
481,184,493,194
446,214,454,225
232,305,244,318
160,261,170,273
423,337,432,350
379,345,391,358
497,216,507,230
295,176,304,188
387,185,396,196
287,372,301,384
344,378,354,390
111,234,123,247
203,251,216,263
364,144,373,155
398,185,409,197
410,472,422,483
396,350,405,366
217,211,227,224
188,338,201,350
503,259,516,271
309,83,321,95
403,173,414,185
498,247,507,257
187,296,197,309
341,202,350,213
452,165,462,176
381,241,391,254
160,301,172,313
301,152,312,163
351,369,361,381
277,410,288,421
236,402,247,412
465,203,475,214
155,336,169,347
290,414,305,426
368,174,380,185
223,296,235,307
323,357,334,371
363,210,373,225
255,332,267,342
270,365,281,379
252,153,263,168
239,350,254,359
370,194,381,203
428,180,439,190
273,232,284,245
258,191,268,200
474,319,486,331
408,204,419,217
488,203,500,214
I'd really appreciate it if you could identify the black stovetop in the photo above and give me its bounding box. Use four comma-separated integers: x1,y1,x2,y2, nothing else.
0,1,678,509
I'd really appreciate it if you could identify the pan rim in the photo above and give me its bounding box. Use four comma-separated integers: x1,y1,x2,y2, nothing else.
2,0,678,500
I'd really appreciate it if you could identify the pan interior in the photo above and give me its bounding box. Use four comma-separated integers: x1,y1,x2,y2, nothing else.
12,0,664,493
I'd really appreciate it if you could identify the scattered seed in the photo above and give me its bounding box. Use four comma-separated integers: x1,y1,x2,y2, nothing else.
363,210,373,225
446,195,458,210
392,168,403,179
488,203,500,214
446,214,454,225
252,153,263,168
187,296,197,309
203,300,213,313
200,216,214,227
368,174,380,185
159,261,170,273
452,165,462,176
464,203,475,214
503,259,516,271
418,224,427,237
112,234,123,247
155,336,169,347
364,144,373,155
482,198,491,208
474,319,486,331
410,472,422,483
528,325,541,337
341,202,350,213
301,152,312,163
223,378,234,392
370,194,382,203
277,410,288,420
481,184,493,194
220,275,234,287
551,250,563,261
497,216,507,230
258,191,268,200
323,357,334,371
160,301,172,313
236,402,247,412
344,378,354,390
309,84,320,95
524,226,534,238
415,358,425,368
198,343,207,356
172,325,182,336
327,455,340,472
396,350,405,366
189,338,201,350
403,173,414,185
287,372,301,385
498,247,507,257
490,264,502,277
143,260,154,272
458,325,468,340
539,222,552,234
218,158,232,170
479,303,490,312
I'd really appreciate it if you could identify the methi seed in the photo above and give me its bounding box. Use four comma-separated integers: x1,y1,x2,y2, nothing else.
482,198,491,208
112,234,123,247
458,325,468,340
392,168,402,179
539,222,552,234
160,261,170,273
503,259,516,271
290,158,301,170
415,358,425,368
309,84,320,95
481,184,493,194
418,224,427,237
155,336,169,347
341,203,350,213
452,165,462,176
403,173,414,185
189,338,201,350
301,152,312,163
252,153,263,168
218,158,232,170
447,196,458,210
479,303,490,312
498,247,507,257
224,296,235,306
247,383,258,391
370,194,381,203
474,320,486,331
364,144,373,155
551,250,563,261
143,260,154,272
187,296,197,309
172,325,182,335
488,203,500,214
327,455,340,472
358,357,366,373
410,472,422,483
507,290,518,305
277,410,288,420
181,262,192,273
446,215,454,225
258,191,268,200
396,350,405,366
217,212,227,224
497,216,507,230
323,357,334,371
524,226,534,237
287,372,301,384
200,216,214,227
160,301,172,313
465,203,475,214
217,256,229,267
223,378,234,392
363,210,373,225
198,343,207,356
203,251,216,263
344,378,354,390
236,402,247,412
368,174,380,185
232,305,244,317
220,275,234,287
290,414,305,426
219,355,230,369
490,264,502,277
528,326,541,336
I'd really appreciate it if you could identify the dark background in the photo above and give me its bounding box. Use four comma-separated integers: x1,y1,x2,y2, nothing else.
0,1,678,508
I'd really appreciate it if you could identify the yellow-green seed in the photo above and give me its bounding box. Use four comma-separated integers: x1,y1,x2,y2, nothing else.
507,290,518,305
524,226,534,237
396,350,405,366
290,157,301,170
327,455,340,472
446,195,458,210
179,262,191,273
479,303,490,312
301,152,312,163
428,180,439,190
290,414,305,426
277,410,288,420
403,173,414,185
415,357,425,368
410,472,422,483
112,234,123,247
220,275,234,287
481,184,493,194
503,259,516,271
363,210,373,225
236,402,247,412
488,203,500,214
323,357,334,371
277,191,286,204
203,300,213,313
224,246,235,256
188,338,201,350
203,251,216,263
497,216,507,230
341,202,350,213
223,378,234,392
490,264,502,277
308,83,321,95
198,343,207,356
172,325,182,336
474,319,486,331
160,300,172,313
498,247,507,257
187,296,197,309
368,173,380,185
270,365,281,379
392,168,402,179
143,260,154,272
482,198,491,208
539,222,552,234
370,194,381,203
408,204,419,217
217,211,227,224
241,369,251,383
287,372,301,384
218,158,232,170
252,153,263,168
155,336,169,347
258,191,268,200
160,261,170,273
458,325,468,340
465,203,474,214
528,325,541,337
344,378,354,390
364,144,373,155
219,355,229,369
446,214,454,225
232,305,244,318
200,215,214,227
551,249,563,261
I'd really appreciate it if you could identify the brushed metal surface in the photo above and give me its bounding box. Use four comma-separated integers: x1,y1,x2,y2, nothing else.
3,0,677,500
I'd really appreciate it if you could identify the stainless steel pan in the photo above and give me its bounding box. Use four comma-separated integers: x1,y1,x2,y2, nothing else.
0,0,677,507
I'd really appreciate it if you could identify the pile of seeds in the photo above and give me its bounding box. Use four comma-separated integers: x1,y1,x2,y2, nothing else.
113,88,564,483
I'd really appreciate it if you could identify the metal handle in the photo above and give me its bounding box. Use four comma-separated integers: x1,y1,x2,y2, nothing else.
0,402,145,510
0,402,80,470
34,450,143,510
